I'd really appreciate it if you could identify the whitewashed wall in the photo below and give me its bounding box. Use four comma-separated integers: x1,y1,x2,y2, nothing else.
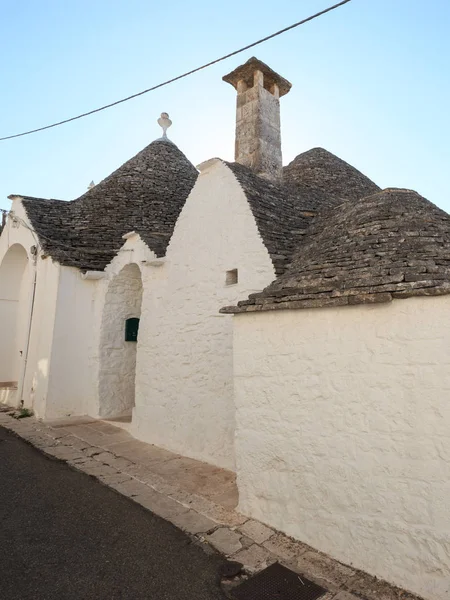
0,243,29,382
0,204,156,421
22,256,60,417
30,233,152,421
98,263,143,418
0,200,68,414
233,297,450,600
132,160,276,470
40,266,98,420
90,234,155,419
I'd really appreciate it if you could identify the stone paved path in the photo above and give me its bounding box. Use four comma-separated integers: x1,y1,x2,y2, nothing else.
0,409,423,600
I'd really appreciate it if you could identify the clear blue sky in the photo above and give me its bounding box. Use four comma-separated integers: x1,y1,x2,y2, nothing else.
1,0,449,212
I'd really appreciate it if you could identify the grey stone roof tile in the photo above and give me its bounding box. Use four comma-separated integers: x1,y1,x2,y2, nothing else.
17,143,381,281
222,189,450,313
225,161,332,275
20,139,198,271
283,147,380,202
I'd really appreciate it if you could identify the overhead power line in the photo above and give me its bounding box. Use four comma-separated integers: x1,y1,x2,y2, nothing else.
0,0,351,142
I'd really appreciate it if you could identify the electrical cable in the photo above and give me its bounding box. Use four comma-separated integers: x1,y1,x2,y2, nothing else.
0,0,351,141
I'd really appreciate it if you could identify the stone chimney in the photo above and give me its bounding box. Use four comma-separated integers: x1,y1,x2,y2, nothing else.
223,57,292,181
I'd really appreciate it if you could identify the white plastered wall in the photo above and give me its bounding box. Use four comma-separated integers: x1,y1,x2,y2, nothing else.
131,160,276,470
98,262,143,418
90,234,155,419
38,233,154,421
41,265,98,420
0,200,59,413
0,244,29,382
22,256,60,417
1,204,155,421
233,296,450,600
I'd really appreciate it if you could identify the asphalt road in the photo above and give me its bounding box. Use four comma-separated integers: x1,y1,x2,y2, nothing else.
0,426,228,600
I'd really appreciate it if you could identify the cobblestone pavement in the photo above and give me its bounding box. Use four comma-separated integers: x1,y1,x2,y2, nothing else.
0,409,423,600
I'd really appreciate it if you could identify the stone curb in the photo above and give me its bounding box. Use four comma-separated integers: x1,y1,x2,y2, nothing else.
0,410,423,600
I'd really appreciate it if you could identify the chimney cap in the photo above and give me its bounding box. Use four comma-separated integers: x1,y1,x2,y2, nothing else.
223,56,292,97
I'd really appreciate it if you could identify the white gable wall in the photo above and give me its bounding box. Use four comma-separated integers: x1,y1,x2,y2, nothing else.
233,296,450,600
132,160,276,470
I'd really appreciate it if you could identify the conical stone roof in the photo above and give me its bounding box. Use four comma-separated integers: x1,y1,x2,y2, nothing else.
283,147,380,203
223,188,450,313
21,139,198,270
225,161,331,275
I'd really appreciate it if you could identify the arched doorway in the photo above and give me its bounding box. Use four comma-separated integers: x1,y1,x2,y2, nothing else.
98,263,143,419
0,244,29,387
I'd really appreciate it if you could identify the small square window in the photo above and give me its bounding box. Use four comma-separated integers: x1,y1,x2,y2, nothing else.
226,269,238,286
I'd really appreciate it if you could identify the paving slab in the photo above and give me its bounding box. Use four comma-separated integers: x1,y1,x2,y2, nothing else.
61,423,131,446
140,473,181,496
59,425,108,446
344,573,420,600
207,482,239,509
86,421,126,435
169,489,246,527
102,440,174,464
239,534,257,550
134,490,189,520
20,433,59,447
67,457,100,469
168,463,237,506
238,520,273,545
58,435,93,450
97,472,133,485
45,416,97,428
83,446,104,457
45,446,86,461
78,463,119,477
206,528,243,556
231,544,276,573
333,592,361,600
145,456,200,477
170,510,218,535
133,446,181,466
110,479,150,498
263,531,311,562
45,427,72,439
296,551,356,591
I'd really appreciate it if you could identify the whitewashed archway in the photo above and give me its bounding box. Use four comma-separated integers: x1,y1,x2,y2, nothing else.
0,244,29,386
98,263,143,419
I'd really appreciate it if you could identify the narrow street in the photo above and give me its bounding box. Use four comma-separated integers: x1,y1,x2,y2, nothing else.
0,426,227,600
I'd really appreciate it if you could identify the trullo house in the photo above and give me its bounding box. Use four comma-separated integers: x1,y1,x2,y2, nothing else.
1,58,449,599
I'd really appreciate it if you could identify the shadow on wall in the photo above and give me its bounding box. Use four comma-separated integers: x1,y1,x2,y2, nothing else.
98,263,143,419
